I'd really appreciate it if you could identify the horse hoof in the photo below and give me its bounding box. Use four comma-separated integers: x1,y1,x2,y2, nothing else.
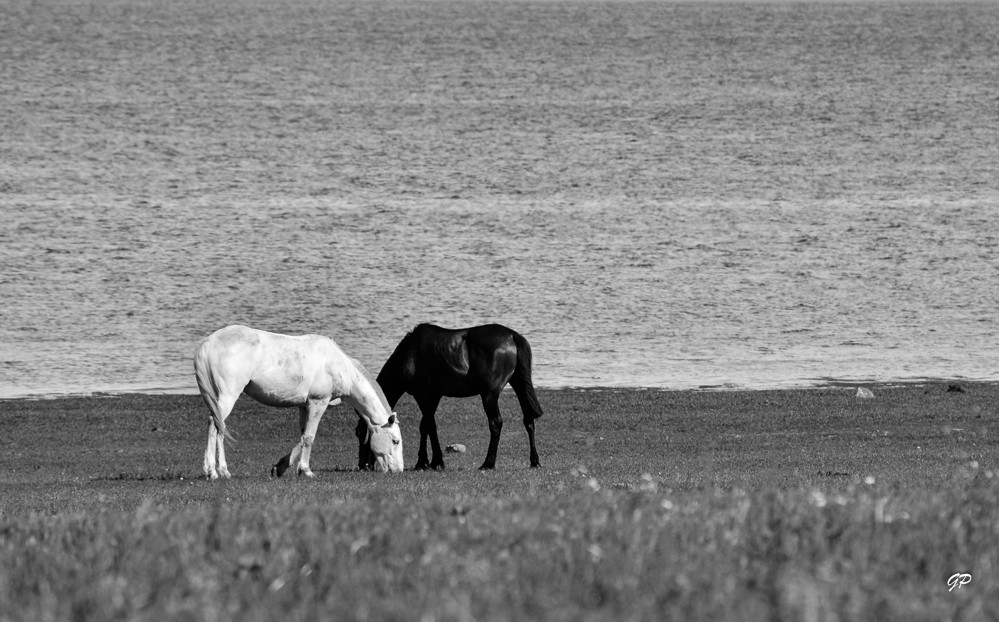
431,463,446,471
299,469,315,478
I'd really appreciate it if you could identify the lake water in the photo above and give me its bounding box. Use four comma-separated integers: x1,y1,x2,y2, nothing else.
2,0,997,398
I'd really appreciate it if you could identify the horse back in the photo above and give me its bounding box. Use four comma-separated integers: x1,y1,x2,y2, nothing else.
465,324,519,374
200,325,349,403
404,323,520,396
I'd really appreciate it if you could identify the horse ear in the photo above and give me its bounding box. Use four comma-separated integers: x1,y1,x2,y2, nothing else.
384,413,397,427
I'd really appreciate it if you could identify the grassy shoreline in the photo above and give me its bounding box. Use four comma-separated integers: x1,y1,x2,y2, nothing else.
1,384,996,620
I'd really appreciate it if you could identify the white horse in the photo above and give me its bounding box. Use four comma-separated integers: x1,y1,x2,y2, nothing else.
194,325,404,479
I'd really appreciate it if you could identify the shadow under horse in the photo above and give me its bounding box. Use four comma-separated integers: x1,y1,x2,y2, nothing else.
356,323,544,470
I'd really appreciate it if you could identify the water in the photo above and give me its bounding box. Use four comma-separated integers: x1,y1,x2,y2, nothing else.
2,0,997,398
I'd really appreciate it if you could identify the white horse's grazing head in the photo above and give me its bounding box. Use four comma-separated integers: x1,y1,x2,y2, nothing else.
367,413,404,473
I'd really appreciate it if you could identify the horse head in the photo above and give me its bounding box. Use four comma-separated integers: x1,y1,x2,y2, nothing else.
365,413,404,472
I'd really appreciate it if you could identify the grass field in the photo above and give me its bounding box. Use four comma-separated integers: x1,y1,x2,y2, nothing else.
1,385,997,621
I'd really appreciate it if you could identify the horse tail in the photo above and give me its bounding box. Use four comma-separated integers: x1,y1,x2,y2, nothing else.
194,340,233,442
510,331,543,420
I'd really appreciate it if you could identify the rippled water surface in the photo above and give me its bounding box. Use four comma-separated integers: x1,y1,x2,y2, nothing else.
2,0,997,397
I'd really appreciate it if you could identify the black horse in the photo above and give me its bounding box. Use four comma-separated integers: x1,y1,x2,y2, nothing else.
356,323,544,470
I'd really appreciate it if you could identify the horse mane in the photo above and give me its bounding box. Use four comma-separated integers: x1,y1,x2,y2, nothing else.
383,324,426,354
352,357,393,415
393,323,437,357
409,323,437,337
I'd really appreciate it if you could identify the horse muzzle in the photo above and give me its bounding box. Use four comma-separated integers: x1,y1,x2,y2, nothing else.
372,456,403,473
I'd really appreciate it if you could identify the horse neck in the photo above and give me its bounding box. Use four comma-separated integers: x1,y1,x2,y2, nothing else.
376,342,412,407
375,370,405,408
348,372,392,426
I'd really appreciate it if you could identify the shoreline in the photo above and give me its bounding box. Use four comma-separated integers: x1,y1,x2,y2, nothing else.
1,378,994,402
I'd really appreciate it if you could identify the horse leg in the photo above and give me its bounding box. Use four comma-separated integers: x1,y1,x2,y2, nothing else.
414,394,441,470
284,406,310,475
524,414,540,468
296,398,330,477
272,401,326,478
479,391,504,470
355,416,372,470
509,349,543,468
271,451,291,478
414,424,430,471
204,392,238,480
204,422,219,479
426,413,446,470
271,406,308,478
